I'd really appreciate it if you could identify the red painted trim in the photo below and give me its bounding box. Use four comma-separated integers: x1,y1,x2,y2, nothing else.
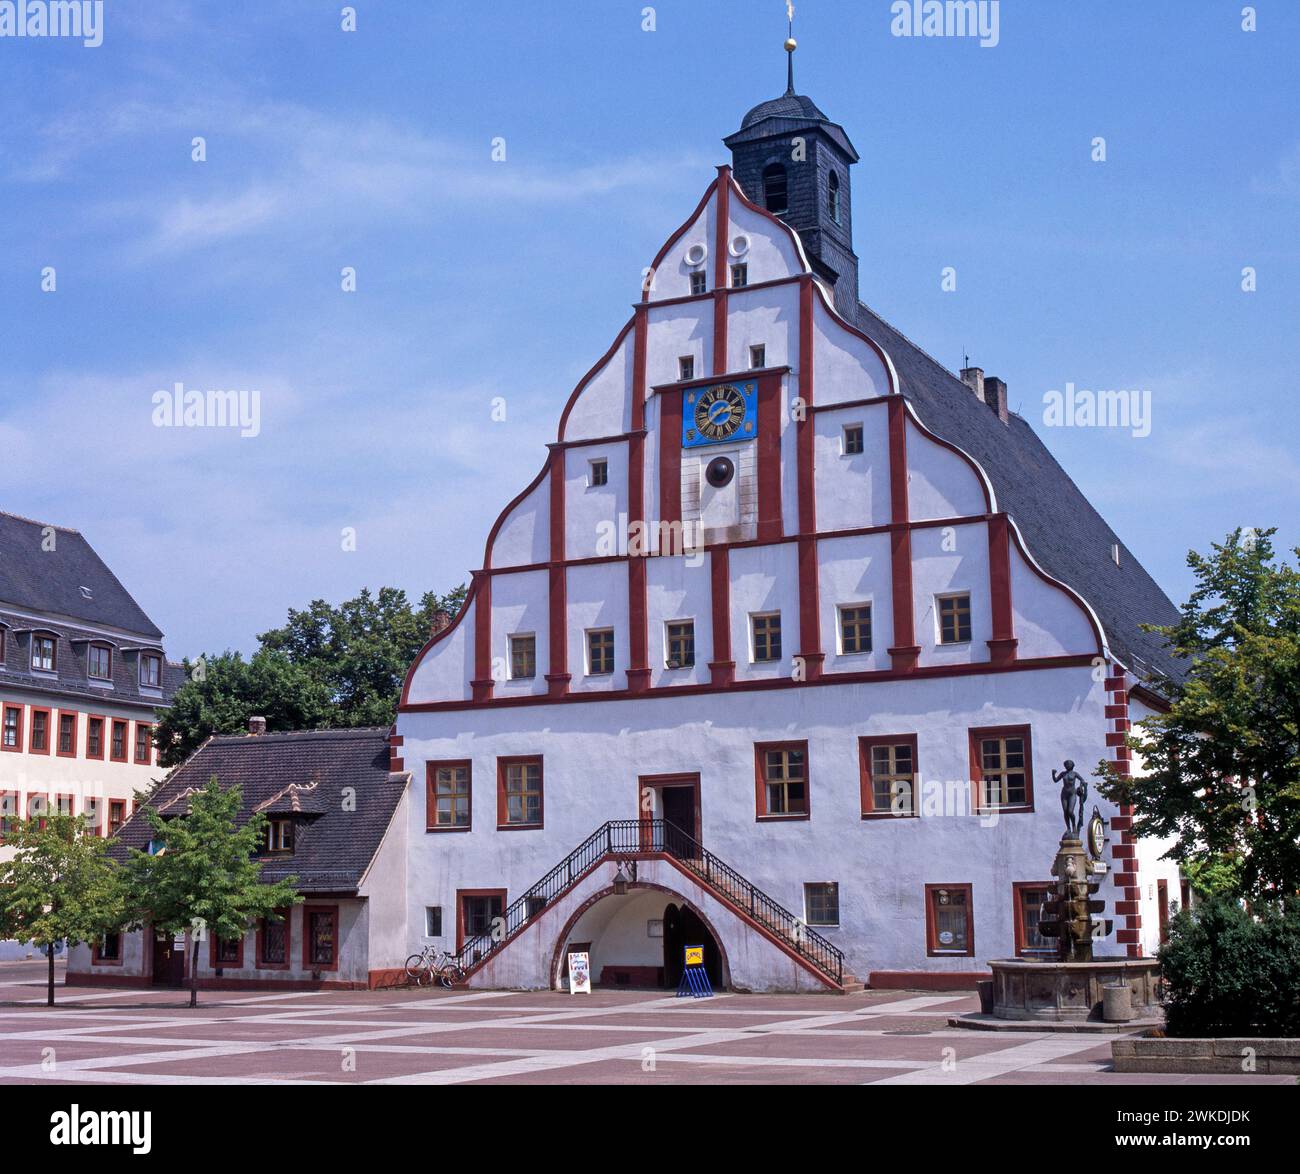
548,453,568,697
257,908,292,969
209,928,246,970
23,790,48,826
107,798,127,838
496,755,544,830
986,512,1018,666
968,724,1036,815
1007,519,1106,657
796,536,822,679
627,558,649,693
56,709,77,758
808,394,893,415
756,370,783,543
1,703,23,753
708,546,734,686
133,721,153,765
797,277,816,532
398,577,480,707
754,740,810,821
557,317,636,442
426,759,472,832
471,570,493,703
924,882,975,958
868,970,991,991
301,903,340,971
1012,880,1056,957
637,772,701,847
109,718,129,763
658,385,683,530
806,276,899,397
54,791,75,817
858,733,920,819
643,178,720,304
401,652,1099,714
886,397,919,672
652,364,792,396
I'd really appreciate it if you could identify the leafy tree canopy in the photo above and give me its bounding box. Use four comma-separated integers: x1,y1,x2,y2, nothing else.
1100,528,1300,905
155,584,465,766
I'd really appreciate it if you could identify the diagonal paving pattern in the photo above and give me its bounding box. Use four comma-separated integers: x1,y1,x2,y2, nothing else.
0,962,1290,1086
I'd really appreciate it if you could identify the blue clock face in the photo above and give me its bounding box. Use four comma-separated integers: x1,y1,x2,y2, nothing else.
682,380,758,449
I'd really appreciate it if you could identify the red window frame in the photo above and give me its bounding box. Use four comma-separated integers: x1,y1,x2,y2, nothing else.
456,889,507,952
108,799,127,837
56,709,78,758
496,756,544,830
301,904,340,971
134,721,152,765
925,883,975,958
55,792,75,817
25,792,49,828
86,714,106,760
92,932,124,966
83,796,104,837
0,790,18,839
859,734,919,819
969,724,1034,814
753,740,810,821
109,719,129,763
209,930,245,970
426,759,472,832
1013,881,1056,958
257,908,292,969
28,706,51,755
2,704,23,753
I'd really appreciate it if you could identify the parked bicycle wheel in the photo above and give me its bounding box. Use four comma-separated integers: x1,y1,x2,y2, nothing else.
404,954,430,985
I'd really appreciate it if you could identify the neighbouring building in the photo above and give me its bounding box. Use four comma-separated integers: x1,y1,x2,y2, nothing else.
67,726,411,989
392,58,1186,992
0,511,180,961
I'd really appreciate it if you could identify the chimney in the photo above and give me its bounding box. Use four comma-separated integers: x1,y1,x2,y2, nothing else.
430,609,452,638
984,376,1009,423
247,715,267,736
960,366,985,403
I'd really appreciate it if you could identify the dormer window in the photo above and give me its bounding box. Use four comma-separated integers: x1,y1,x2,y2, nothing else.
31,635,56,673
139,653,162,689
828,170,842,223
763,163,788,214
88,644,112,681
265,819,294,854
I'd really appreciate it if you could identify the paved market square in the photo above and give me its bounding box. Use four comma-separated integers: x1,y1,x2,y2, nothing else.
0,961,1289,1086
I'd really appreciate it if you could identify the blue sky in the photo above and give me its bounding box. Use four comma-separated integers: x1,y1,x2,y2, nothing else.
1,0,1296,659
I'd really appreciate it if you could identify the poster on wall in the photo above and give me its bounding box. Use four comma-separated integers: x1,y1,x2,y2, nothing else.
567,951,591,995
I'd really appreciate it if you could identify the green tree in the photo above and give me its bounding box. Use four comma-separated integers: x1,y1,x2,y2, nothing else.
1100,528,1300,905
0,816,124,1006
155,584,465,767
121,778,300,1007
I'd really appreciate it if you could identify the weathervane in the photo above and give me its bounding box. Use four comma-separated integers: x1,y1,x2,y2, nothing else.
784,2,797,96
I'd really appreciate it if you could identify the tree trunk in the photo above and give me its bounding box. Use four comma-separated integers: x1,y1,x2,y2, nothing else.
47,942,55,1007
187,930,199,1008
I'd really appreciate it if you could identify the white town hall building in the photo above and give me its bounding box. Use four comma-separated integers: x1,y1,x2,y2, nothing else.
391,65,1185,994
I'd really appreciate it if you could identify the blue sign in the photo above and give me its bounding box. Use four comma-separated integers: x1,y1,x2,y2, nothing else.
682,380,758,449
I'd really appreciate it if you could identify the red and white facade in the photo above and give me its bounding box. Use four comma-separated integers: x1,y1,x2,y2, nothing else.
395,167,1180,990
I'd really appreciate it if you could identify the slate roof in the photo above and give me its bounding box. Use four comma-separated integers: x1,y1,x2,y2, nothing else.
853,304,1184,684
0,512,163,637
725,92,859,161
110,728,408,894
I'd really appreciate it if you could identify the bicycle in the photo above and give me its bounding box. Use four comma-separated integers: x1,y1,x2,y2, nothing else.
404,945,467,988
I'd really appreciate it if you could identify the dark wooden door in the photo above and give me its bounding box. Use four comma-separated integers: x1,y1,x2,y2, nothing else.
661,785,698,857
152,935,185,986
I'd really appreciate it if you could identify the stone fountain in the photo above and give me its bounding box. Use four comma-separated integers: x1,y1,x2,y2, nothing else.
956,760,1162,1031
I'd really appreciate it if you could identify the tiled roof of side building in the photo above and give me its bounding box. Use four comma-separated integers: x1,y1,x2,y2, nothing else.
0,511,163,638
109,728,409,894
854,302,1185,685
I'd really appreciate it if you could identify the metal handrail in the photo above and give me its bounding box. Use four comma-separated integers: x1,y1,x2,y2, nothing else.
450,818,844,986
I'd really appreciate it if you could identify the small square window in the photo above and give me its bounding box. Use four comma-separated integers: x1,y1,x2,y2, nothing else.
838,604,872,655
665,620,695,669
689,271,707,296
757,742,808,817
265,819,294,853
805,883,840,927
509,634,536,680
843,424,864,455
499,758,543,827
679,355,695,381
730,263,748,288
589,459,608,487
938,594,972,644
751,613,782,663
749,344,766,369
587,628,615,675
426,906,443,937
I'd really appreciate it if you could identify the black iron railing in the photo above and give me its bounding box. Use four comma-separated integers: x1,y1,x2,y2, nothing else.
450,819,844,986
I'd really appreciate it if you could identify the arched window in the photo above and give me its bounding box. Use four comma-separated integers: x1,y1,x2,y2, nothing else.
762,163,788,214
828,170,841,223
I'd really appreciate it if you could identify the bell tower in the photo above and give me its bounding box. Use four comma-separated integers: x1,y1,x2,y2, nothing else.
723,30,861,318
